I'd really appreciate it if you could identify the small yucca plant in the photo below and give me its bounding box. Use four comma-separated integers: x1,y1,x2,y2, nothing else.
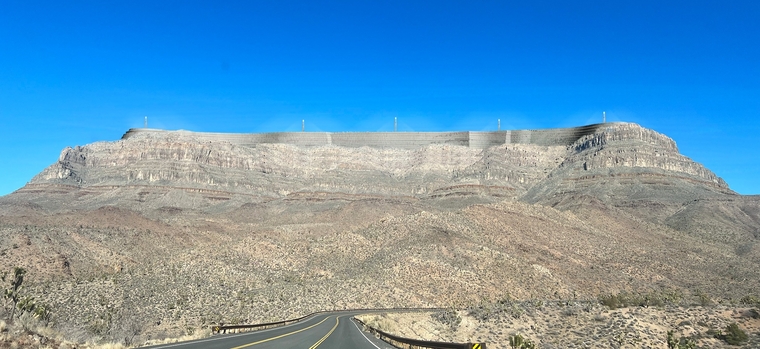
509,333,537,349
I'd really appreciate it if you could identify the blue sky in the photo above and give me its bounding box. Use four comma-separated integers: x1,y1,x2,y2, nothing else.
1,1,758,195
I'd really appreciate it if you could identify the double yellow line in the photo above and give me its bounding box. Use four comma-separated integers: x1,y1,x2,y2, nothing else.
230,316,340,349
309,316,339,349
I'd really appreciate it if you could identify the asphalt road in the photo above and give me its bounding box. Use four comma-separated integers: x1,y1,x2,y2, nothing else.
143,311,395,349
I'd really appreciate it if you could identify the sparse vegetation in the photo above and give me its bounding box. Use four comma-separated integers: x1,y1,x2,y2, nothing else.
667,330,696,349
357,301,760,348
467,296,525,321
431,309,461,330
710,322,749,346
740,295,760,306
2,267,26,322
599,290,683,310
2,267,52,328
509,333,537,349
693,291,713,306
748,308,760,319
358,314,397,333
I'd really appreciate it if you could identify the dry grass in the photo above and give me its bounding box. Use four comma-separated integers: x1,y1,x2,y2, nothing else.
356,315,398,333
369,303,760,349
139,327,211,347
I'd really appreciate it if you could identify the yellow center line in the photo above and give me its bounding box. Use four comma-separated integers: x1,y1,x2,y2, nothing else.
229,316,331,349
308,316,340,349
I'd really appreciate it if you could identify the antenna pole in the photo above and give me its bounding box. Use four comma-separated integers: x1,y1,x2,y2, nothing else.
603,111,606,123
498,119,501,131
302,119,305,132
394,117,397,132
144,116,148,128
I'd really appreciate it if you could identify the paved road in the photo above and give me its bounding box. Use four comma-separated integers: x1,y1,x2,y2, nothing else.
143,311,395,349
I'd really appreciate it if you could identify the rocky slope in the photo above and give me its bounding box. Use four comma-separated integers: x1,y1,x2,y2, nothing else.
10,123,731,212
0,122,758,346
360,304,760,349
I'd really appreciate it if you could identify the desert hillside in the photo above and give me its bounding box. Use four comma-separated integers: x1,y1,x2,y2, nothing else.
0,123,758,347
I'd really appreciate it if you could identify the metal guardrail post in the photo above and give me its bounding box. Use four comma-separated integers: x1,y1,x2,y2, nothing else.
353,316,485,349
208,307,487,349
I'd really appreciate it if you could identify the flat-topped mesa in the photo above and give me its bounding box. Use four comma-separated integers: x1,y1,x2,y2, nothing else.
15,122,731,211
121,123,618,149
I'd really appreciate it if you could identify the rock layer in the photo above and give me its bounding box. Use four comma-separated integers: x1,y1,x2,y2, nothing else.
17,122,730,214
1,122,758,346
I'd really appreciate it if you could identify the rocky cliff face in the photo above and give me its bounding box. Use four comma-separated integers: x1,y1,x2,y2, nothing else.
519,124,731,218
17,122,731,213
567,123,724,185
1,123,757,347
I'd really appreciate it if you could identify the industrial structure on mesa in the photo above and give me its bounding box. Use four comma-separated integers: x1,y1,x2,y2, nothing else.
123,123,616,149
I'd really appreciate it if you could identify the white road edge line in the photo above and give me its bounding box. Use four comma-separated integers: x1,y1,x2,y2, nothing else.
150,315,320,348
351,317,381,349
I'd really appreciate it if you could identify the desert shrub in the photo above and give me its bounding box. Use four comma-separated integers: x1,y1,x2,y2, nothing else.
599,290,683,309
505,302,525,319
599,293,632,309
33,303,53,326
723,323,749,345
663,289,684,303
561,306,579,317
710,323,748,346
87,310,114,336
361,315,396,333
467,303,493,321
509,333,537,349
667,330,696,349
693,291,713,306
431,309,461,330
749,308,760,319
740,295,760,306
110,312,143,346
467,297,524,321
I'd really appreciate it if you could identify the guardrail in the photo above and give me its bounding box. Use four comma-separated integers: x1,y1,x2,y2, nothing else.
210,307,441,335
354,317,486,349
210,308,486,348
211,313,311,334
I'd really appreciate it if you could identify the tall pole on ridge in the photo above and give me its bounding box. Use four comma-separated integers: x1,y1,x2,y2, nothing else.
144,116,148,128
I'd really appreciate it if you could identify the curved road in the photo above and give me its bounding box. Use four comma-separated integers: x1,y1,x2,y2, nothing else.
143,312,395,349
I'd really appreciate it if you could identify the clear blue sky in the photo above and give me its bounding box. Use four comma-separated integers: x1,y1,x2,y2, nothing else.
1,1,758,195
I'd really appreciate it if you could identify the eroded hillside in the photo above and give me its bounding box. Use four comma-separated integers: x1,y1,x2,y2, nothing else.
0,123,757,345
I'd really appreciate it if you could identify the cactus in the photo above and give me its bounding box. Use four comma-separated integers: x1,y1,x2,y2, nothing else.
2,267,26,322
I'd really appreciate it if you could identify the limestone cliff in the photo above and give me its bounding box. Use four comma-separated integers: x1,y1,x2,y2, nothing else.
16,122,732,213
1,122,757,347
